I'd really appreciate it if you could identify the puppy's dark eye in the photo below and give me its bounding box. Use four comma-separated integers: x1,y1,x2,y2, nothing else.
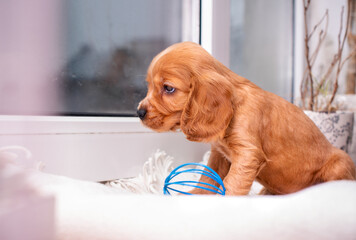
163,84,175,94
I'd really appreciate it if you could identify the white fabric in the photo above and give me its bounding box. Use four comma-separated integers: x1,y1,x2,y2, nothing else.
1,147,356,240
54,182,356,240
105,150,263,195
0,146,55,240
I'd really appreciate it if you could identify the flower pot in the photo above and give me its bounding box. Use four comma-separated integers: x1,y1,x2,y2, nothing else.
304,111,354,153
336,94,356,162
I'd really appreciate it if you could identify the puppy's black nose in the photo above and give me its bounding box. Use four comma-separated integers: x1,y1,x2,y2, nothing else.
137,109,147,120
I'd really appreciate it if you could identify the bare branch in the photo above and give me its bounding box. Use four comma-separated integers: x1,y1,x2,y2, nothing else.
340,45,356,70
309,11,329,65
303,0,315,110
308,10,328,40
301,0,354,112
302,10,329,103
315,53,339,97
328,0,352,112
305,0,311,10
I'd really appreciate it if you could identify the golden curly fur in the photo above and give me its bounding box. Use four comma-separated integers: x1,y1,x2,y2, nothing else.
137,42,356,195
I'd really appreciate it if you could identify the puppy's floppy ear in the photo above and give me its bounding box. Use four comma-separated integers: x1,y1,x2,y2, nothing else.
181,72,234,142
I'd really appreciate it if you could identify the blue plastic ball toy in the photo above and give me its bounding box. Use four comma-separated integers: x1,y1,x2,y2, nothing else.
163,163,226,195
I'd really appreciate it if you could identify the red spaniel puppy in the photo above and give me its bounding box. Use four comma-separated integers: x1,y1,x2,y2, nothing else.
137,42,355,195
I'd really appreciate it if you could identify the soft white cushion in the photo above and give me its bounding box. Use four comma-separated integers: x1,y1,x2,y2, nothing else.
28,169,356,240
2,148,356,240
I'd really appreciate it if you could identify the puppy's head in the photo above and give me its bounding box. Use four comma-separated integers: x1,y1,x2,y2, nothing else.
137,42,234,142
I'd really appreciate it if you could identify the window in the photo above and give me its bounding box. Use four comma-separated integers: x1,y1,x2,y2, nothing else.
0,0,200,116
0,0,206,181
61,0,186,116
1,0,294,116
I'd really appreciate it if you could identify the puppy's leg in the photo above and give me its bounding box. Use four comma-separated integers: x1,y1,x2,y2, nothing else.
223,152,264,196
189,147,230,195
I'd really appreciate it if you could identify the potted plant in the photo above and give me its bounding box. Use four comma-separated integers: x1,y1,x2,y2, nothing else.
300,0,355,153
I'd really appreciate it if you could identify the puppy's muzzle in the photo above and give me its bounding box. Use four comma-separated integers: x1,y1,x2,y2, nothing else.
137,108,147,120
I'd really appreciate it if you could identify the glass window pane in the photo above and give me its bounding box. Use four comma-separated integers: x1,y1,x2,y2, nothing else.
60,0,184,116
230,0,293,101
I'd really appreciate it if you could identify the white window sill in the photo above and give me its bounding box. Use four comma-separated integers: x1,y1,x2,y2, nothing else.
0,115,151,135
0,116,209,181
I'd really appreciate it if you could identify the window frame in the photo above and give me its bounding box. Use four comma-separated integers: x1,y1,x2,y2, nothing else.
1,0,300,181
200,0,231,67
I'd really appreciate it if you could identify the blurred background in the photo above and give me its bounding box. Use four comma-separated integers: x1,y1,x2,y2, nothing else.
1,0,354,117
0,0,296,117
0,0,183,116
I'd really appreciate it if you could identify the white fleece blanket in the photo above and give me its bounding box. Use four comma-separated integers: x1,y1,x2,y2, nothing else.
50,182,356,240
1,147,356,240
